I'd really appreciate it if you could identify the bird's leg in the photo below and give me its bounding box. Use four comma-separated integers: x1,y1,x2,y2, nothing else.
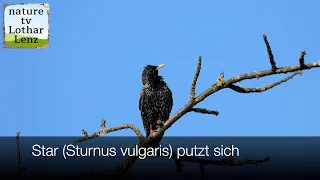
149,124,159,138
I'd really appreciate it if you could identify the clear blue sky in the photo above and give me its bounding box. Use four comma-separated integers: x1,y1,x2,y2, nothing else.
1,0,319,136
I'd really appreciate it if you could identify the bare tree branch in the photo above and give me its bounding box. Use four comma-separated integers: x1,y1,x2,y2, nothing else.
75,153,270,179
113,58,320,175
75,120,144,143
228,71,302,93
225,61,319,85
263,34,277,70
73,34,320,177
189,108,219,116
113,35,320,175
171,152,270,166
159,63,320,139
190,56,202,100
170,151,270,178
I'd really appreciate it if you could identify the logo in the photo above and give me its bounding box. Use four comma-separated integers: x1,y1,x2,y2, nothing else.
3,3,50,48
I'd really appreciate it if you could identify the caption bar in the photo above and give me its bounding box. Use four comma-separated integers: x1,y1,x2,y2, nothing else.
32,144,240,160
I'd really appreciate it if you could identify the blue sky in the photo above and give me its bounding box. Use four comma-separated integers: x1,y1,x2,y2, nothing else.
1,0,319,136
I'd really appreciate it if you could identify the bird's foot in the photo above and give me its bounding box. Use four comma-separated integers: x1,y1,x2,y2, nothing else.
156,120,164,128
150,129,159,138
149,124,159,138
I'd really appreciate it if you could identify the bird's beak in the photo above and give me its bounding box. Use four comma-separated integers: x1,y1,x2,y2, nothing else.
156,64,166,70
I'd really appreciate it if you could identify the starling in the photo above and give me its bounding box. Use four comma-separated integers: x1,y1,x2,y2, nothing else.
139,64,173,138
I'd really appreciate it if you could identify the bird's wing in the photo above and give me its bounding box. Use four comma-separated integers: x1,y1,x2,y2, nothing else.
139,88,143,111
167,86,173,113
162,85,173,120
139,87,150,136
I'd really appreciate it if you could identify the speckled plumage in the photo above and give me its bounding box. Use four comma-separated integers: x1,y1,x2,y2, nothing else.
139,64,173,137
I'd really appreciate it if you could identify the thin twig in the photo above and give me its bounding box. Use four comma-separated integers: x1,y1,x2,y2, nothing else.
228,71,302,93
190,56,202,100
299,51,307,67
263,34,277,70
16,131,21,179
216,72,225,87
101,119,106,129
190,108,219,116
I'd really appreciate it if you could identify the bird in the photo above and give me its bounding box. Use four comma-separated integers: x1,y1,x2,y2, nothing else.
139,64,173,138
